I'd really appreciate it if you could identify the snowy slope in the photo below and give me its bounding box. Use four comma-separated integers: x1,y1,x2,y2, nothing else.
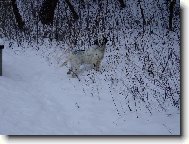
0,43,179,135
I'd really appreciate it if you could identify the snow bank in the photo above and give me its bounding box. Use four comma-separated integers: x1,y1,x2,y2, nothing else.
0,42,180,135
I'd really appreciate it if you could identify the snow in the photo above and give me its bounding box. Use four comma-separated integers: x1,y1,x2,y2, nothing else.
0,42,180,135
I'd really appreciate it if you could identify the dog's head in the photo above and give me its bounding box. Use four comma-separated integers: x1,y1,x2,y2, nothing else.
94,36,108,47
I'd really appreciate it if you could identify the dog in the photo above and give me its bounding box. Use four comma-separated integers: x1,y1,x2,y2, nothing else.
61,36,108,77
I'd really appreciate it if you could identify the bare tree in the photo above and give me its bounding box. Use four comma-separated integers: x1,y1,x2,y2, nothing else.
117,0,126,8
169,0,176,31
139,3,146,33
65,0,79,21
11,0,25,30
39,0,59,25
39,0,79,25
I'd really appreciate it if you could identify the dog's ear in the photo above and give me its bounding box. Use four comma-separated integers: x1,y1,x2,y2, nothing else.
94,39,98,45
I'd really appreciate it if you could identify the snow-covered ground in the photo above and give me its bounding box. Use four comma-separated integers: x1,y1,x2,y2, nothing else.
0,41,180,135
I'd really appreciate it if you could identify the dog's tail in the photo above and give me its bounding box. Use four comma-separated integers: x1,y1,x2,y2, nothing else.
60,59,69,67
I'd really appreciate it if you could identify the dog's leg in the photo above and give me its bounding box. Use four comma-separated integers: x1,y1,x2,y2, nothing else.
67,69,72,74
60,59,68,67
67,65,80,81
72,68,79,78
70,62,80,78
94,60,101,71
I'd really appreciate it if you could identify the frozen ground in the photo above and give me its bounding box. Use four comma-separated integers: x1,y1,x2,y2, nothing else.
0,43,180,135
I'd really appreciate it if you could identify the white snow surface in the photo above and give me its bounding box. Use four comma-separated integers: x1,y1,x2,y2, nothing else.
0,41,180,135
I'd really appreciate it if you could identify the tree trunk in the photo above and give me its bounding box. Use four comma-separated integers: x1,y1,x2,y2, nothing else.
39,0,59,25
65,0,79,21
140,4,146,33
169,0,176,31
11,0,25,30
117,0,126,8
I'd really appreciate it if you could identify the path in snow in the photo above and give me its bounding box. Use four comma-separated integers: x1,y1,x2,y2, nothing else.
0,48,121,135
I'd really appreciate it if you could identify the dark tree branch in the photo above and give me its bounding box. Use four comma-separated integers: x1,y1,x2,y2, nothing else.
11,0,25,30
39,0,59,25
117,0,126,8
140,4,146,33
65,0,79,21
169,0,176,31
80,0,85,9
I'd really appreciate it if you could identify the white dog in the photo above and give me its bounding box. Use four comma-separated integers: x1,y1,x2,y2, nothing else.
61,37,108,77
